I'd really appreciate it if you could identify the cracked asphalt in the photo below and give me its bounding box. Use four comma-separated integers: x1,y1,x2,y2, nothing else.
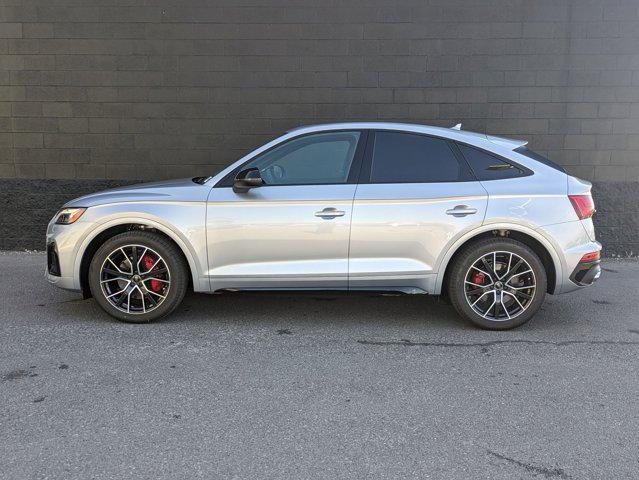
1,251,638,479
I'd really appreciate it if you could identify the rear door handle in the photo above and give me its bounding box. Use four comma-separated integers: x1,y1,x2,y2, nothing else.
446,205,477,217
315,207,345,219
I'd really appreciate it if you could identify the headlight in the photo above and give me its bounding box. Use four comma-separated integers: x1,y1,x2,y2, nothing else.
54,207,87,224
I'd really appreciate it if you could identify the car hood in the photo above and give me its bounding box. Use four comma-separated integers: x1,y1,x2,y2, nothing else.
64,178,212,208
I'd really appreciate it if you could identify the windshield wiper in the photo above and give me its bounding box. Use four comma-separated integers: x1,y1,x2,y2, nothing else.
192,176,212,185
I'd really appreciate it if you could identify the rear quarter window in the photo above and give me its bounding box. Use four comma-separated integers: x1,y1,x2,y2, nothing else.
514,146,566,173
457,143,529,181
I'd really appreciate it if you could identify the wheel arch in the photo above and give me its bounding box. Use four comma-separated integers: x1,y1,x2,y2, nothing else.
75,218,201,298
435,224,563,296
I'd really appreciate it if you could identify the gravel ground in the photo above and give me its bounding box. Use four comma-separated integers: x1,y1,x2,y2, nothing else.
1,252,638,479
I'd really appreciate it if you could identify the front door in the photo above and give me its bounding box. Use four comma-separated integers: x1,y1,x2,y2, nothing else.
206,130,366,291
349,130,487,292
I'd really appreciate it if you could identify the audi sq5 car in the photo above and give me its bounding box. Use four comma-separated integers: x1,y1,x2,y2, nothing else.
46,122,601,330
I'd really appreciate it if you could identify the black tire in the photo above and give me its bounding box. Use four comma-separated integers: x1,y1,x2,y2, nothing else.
88,231,189,323
447,238,547,330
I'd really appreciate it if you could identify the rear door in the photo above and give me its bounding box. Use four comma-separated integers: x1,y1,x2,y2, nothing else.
348,130,487,292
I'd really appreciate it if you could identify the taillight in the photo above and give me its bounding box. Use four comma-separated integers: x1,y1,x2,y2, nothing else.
580,251,600,262
568,194,595,220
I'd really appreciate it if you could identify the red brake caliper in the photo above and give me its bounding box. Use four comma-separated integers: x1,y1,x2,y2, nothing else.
472,272,485,285
143,254,163,292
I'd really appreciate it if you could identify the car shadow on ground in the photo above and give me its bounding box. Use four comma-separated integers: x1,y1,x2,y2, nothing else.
10,253,630,338
41,286,583,333
181,290,470,328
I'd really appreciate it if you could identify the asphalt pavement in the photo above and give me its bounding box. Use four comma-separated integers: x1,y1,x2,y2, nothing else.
1,251,638,479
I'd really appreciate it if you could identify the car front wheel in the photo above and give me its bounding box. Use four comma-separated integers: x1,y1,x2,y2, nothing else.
447,238,547,330
88,231,188,323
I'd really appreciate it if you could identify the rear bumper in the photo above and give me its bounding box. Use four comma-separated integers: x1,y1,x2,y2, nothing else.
536,220,602,294
569,258,601,286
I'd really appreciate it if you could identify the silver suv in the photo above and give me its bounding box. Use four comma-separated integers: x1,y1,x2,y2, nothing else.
46,123,601,330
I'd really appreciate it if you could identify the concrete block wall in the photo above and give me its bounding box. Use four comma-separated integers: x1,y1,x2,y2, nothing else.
0,0,638,254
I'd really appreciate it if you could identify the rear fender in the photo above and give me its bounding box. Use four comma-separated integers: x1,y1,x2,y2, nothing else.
434,223,564,295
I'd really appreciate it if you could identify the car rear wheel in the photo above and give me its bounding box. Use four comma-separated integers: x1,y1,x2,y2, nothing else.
88,231,188,323
447,238,547,330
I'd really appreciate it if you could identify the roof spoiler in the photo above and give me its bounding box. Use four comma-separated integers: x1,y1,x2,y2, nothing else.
486,134,528,149
450,122,528,150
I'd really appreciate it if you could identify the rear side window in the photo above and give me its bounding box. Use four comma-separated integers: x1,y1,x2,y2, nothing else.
457,144,528,181
514,146,566,173
370,131,470,183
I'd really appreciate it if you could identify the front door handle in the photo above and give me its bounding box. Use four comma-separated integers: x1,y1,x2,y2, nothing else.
446,205,478,217
315,207,345,219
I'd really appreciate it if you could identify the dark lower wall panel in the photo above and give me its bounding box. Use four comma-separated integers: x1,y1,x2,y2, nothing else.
0,179,636,256
0,179,138,251
591,182,639,257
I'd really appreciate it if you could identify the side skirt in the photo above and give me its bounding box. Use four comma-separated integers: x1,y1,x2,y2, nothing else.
212,286,429,296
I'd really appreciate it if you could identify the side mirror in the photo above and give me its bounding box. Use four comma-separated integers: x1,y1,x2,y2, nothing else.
233,167,263,193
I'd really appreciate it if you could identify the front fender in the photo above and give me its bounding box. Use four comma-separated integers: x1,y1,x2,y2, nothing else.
73,205,209,293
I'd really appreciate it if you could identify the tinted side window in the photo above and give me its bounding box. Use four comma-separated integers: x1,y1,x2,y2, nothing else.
514,146,566,173
370,132,468,183
244,131,361,185
457,144,526,181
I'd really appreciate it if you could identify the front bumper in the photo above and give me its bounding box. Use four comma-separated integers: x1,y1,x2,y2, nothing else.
45,219,94,292
47,242,61,277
